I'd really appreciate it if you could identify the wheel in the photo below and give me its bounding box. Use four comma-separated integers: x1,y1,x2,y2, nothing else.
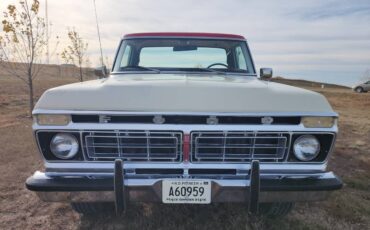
355,87,364,93
258,202,294,218
71,202,114,215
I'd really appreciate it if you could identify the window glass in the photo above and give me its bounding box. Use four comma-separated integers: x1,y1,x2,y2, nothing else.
113,38,256,74
139,47,227,68
120,45,132,67
235,46,247,70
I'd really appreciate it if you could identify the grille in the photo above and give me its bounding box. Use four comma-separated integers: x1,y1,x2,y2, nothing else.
191,131,290,162
71,114,301,125
83,131,182,161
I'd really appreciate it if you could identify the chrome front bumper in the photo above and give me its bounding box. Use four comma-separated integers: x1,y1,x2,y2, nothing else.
26,168,342,204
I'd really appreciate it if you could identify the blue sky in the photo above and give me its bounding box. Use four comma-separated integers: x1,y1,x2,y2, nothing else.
1,0,370,86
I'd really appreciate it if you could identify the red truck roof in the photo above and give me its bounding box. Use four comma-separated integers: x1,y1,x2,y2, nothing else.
123,32,246,40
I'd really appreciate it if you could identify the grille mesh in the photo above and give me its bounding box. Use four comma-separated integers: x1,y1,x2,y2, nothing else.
82,130,290,162
191,131,290,162
83,131,182,161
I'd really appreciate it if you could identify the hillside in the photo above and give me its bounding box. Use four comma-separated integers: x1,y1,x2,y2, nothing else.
0,62,96,80
1,62,351,90
272,76,350,89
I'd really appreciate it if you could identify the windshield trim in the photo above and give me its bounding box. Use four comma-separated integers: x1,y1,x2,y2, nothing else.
111,38,257,76
110,71,257,77
124,35,246,41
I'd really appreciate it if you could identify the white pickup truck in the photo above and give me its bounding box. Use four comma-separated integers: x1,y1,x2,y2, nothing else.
26,32,342,217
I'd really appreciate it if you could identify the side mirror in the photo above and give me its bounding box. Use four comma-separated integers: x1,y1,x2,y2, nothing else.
260,68,273,80
94,66,108,78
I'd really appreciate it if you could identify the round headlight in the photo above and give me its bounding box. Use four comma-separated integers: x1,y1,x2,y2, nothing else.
50,133,79,159
293,135,320,161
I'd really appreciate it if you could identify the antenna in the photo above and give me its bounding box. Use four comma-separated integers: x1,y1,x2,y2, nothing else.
45,0,49,64
93,0,104,67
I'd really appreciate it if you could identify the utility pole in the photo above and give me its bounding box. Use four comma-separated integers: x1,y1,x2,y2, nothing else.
93,0,104,67
45,0,49,64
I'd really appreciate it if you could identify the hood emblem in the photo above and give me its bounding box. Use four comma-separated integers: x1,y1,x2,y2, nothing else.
207,116,219,125
99,115,111,123
261,116,274,125
153,115,165,124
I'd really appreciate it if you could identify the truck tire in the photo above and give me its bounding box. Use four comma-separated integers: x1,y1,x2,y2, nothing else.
258,202,294,218
71,202,114,215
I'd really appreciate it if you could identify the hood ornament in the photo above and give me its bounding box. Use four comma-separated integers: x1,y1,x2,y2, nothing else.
207,116,219,125
99,115,111,123
153,115,165,124
261,116,274,125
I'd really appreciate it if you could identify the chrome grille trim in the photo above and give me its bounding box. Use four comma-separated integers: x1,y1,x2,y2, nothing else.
83,131,182,162
191,131,290,162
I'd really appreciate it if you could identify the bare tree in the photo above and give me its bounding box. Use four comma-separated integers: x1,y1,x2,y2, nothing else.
0,0,47,116
61,28,88,82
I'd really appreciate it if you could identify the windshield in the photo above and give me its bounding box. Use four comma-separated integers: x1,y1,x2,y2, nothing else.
112,38,255,74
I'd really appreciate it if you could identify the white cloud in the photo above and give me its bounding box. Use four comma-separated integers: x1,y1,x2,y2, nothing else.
1,0,369,86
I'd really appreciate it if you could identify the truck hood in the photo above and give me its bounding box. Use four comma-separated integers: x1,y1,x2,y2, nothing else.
34,74,334,114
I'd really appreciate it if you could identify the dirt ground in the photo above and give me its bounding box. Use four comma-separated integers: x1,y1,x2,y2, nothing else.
0,75,369,230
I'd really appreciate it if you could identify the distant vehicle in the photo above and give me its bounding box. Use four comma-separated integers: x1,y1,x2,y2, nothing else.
353,81,370,93
26,32,342,218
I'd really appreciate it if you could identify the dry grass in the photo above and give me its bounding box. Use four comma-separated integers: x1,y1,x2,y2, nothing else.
0,73,369,230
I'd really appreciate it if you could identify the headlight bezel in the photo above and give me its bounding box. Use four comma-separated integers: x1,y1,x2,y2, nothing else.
35,114,71,126
293,135,321,161
289,133,336,163
50,133,79,159
35,131,83,161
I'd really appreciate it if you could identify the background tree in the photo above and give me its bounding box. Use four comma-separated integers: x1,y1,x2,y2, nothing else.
61,28,88,82
0,0,47,116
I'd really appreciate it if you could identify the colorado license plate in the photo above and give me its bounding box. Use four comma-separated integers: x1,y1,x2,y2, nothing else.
162,180,211,204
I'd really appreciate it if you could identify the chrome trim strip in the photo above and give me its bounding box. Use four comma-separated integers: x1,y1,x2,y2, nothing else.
32,171,337,185
32,109,339,117
109,71,256,76
43,162,328,174
122,36,246,41
33,124,337,134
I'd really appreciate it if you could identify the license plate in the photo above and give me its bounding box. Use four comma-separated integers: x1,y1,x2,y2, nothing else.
162,180,211,204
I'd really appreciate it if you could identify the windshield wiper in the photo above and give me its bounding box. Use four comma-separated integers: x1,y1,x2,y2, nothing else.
121,66,161,73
